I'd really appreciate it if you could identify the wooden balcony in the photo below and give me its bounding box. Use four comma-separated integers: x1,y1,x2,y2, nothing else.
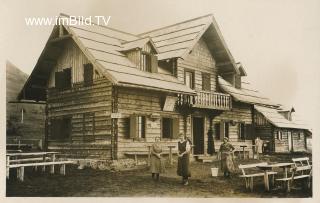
193,91,232,110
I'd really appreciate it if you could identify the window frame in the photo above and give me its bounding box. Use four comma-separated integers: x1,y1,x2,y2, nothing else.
161,117,173,139
202,72,211,91
184,69,195,89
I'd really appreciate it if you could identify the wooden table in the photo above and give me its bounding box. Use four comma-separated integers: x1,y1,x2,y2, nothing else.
240,145,247,159
257,163,294,191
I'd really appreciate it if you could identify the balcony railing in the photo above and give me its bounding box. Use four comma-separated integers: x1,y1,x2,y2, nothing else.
193,91,232,110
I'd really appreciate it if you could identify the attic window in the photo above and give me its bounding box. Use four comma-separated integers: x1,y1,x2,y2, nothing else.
141,51,158,73
55,68,71,90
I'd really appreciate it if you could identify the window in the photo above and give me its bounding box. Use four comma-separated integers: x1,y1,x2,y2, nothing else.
50,117,71,140
141,52,158,73
224,122,229,138
214,123,220,140
298,132,303,140
277,131,283,140
83,63,93,86
185,70,194,89
202,73,211,91
130,115,146,139
238,123,245,140
162,118,173,139
55,68,71,90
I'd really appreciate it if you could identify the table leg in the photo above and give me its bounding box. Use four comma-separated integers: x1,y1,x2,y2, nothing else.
264,171,270,191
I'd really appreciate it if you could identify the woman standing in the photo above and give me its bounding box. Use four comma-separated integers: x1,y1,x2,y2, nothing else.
177,133,191,185
218,137,235,178
150,137,164,181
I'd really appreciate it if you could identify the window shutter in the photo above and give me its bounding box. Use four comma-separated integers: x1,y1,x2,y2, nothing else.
55,71,64,89
63,68,72,89
130,115,138,139
245,124,252,139
151,55,158,73
172,117,180,139
84,63,93,86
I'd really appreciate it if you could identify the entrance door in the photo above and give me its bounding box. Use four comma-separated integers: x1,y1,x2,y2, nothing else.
193,117,204,154
288,131,293,152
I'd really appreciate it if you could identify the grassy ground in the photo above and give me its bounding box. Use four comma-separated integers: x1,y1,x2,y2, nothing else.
6,153,312,197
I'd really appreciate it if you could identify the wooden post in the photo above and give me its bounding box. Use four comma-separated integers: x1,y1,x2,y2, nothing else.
6,155,10,179
60,164,66,175
44,103,49,151
50,165,55,174
17,167,24,182
111,86,119,160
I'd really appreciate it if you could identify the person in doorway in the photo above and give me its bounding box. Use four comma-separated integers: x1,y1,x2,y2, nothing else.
177,133,191,185
254,136,263,159
150,137,164,181
218,137,236,178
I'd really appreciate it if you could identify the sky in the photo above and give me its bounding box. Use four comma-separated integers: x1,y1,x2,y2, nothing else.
1,0,320,133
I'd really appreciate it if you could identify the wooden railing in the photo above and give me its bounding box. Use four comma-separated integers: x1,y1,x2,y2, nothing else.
193,91,231,110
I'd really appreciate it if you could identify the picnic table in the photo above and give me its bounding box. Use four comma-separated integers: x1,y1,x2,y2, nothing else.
257,163,294,191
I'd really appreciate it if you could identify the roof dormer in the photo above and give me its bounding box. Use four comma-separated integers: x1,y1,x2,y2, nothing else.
119,37,159,73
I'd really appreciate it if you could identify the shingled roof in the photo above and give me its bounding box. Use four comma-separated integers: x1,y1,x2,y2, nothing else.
138,14,238,75
218,76,280,107
254,105,310,131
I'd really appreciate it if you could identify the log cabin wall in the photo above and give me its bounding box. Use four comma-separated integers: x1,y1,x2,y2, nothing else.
177,38,217,92
46,40,112,159
211,102,253,152
273,128,307,153
116,87,191,158
292,130,307,152
47,78,112,159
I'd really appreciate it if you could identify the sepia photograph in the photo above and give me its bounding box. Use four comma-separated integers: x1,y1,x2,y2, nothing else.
1,0,320,201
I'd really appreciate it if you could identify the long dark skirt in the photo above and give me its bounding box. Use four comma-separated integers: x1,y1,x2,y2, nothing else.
177,154,191,177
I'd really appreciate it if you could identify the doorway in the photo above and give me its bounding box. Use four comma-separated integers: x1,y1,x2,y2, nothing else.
193,117,204,154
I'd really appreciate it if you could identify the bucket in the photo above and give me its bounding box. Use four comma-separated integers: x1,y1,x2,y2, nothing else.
211,167,219,176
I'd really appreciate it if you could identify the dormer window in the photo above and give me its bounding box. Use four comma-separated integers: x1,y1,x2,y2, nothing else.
141,51,152,72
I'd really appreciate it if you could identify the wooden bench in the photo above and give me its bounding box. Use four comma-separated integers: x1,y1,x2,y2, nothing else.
6,151,76,181
276,157,312,192
239,162,277,191
124,150,177,165
8,161,76,181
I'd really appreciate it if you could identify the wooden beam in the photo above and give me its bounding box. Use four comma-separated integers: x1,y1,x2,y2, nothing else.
49,34,72,43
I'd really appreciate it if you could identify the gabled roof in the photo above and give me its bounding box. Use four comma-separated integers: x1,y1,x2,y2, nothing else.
18,14,195,101
218,76,279,107
138,14,238,74
254,105,310,131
